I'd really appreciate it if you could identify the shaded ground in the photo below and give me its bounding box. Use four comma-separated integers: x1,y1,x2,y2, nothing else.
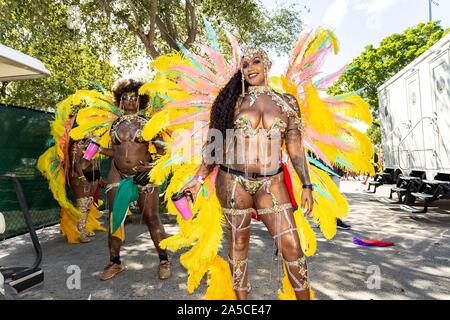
0,180,449,300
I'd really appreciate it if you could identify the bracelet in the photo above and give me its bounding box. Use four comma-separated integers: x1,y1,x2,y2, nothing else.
193,174,205,185
302,184,313,190
78,176,87,181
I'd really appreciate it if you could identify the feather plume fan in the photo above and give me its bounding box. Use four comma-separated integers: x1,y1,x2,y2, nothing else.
37,96,106,243
143,24,374,299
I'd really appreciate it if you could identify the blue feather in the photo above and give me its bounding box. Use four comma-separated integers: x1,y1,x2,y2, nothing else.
85,80,107,93
50,161,59,173
306,155,340,177
162,155,183,168
176,40,206,73
334,155,355,169
312,182,334,201
83,121,112,132
202,17,221,54
332,88,365,100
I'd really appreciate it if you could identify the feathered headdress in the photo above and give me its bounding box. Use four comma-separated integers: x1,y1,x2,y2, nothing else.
141,22,374,300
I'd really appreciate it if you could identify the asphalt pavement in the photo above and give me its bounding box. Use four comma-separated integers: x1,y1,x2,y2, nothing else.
0,180,449,300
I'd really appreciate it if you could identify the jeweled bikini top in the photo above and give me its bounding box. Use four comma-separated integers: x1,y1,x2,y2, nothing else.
234,86,302,138
110,114,148,144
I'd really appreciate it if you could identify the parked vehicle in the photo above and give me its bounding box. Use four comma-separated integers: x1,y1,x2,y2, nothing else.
377,33,450,182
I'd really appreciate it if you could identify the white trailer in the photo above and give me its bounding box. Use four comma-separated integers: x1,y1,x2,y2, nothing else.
378,33,450,182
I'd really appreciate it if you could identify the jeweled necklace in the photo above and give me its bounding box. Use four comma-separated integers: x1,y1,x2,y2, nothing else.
248,86,272,107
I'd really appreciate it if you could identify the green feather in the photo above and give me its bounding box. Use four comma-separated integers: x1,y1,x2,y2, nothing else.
307,155,340,177
312,182,334,201
176,40,207,73
203,17,221,54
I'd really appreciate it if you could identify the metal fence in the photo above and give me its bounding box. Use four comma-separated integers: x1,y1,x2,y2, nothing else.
0,104,61,240
0,104,168,241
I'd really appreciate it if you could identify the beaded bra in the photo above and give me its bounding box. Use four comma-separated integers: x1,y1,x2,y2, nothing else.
110,114,148,144
234,86,301,139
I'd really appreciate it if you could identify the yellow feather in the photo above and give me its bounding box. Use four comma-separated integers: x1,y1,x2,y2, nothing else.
37,147,83,218
305,86,336,135
330,94,373,126
278,264,315,300
204,256,237,300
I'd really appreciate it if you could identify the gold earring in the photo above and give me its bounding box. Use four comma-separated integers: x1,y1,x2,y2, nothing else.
264,62,269,87
136,95,140,114
241,69,245,97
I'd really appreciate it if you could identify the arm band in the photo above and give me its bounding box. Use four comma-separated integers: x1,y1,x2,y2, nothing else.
193,174,205,185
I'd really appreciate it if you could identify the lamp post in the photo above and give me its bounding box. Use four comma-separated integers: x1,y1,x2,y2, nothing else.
428,0,439,22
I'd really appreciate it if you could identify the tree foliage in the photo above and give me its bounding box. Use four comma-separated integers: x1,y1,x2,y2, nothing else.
327,21,449,149
1,0,306,110
77,0,306,66
0,0,119,111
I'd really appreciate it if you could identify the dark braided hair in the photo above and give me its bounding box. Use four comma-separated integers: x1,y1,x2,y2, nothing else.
209,70,249,138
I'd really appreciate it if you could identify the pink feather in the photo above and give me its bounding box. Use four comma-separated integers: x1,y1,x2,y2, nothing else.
225,30,242,74
187,52,215,73
195,43,230,82
190,52,228,87
171,64,222,89
307,127,356,151
303,136,333,167
171,130,194,151
289,46,330,82
208,165,219,199
166,110,210,126
286,30,313,77
331,113,351,123
171,66,221,93
323,98,356,107
315,64,347,89
164,94,214,109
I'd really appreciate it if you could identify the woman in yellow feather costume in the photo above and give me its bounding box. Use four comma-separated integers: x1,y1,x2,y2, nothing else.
37,95,106,244
68,79,172,281
141,23,374,300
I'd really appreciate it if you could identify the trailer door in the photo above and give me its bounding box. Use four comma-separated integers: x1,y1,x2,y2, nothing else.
430,50,450,174
405,71,425,172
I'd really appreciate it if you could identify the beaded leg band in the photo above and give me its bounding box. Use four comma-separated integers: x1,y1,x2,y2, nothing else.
76,196,94,243
257,203,292,215
228,256,250,291
76,196,94,214
284,256,309,291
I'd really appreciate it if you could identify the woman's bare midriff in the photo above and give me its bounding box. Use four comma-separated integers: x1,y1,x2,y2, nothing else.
112,142,151,175
224,135,283,174
224,94,286,174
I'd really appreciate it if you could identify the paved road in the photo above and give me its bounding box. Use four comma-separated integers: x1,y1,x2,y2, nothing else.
0,180,449,300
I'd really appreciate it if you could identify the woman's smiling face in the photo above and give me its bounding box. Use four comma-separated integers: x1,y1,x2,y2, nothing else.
242,55,271,86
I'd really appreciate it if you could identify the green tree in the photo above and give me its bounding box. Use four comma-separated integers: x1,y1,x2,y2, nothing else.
0,0,119,111
327,21,449,149
1,0,307,110
77,0,306,67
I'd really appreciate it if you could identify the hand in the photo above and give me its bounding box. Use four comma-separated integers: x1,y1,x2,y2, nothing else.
180,179,202,201
132,160,153,173
301,188,314,216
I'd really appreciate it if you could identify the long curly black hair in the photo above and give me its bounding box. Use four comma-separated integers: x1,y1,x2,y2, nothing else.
209,70,249,138
111,78,149,110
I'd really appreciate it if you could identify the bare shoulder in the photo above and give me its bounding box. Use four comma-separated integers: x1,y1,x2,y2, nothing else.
281,93,299,110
